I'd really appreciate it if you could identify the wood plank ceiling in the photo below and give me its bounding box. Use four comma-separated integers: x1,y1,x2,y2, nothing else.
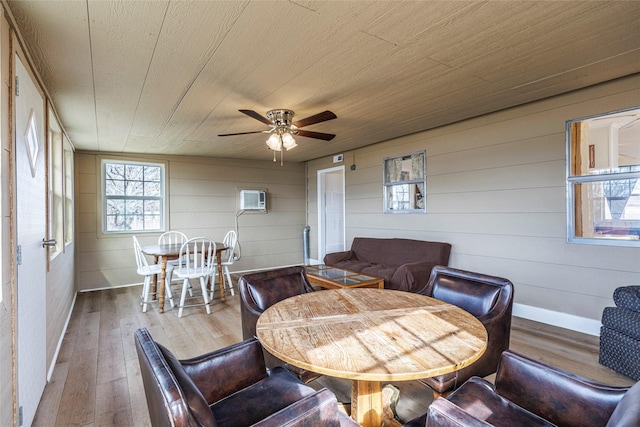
5,0,640,163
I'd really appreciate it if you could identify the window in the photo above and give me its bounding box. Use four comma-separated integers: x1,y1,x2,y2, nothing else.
383,151,426,213
64,138,74,245
102,160,165,233
48,107,64,259
566,107,640,246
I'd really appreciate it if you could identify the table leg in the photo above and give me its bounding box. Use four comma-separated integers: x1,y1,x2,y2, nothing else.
151,256,159,299
158,257,167,314
217,252,225,302
351,380,383,427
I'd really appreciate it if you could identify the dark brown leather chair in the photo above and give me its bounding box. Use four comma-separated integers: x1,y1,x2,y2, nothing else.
134,327,358,427
404,349,640,427
238,266,320,383
415,265,514,396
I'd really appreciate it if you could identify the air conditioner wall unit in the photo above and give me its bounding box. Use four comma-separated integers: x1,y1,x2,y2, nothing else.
240,189,267,211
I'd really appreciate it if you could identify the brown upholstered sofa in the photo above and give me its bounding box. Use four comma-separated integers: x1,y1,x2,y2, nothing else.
134,327,358,426
403,350,640,427
323,237,451,292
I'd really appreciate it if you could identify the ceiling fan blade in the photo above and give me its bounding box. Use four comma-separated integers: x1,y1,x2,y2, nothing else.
217,130,267,137
296,129,336,141
239,109,272,125
293,110,337,128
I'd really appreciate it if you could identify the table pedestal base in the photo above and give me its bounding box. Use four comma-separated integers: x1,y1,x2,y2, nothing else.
352,380,383,427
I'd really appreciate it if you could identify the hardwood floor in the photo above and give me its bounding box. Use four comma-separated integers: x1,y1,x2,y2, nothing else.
33,282,635,427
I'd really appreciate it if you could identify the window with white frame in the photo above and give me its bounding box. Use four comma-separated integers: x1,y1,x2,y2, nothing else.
566,107,640,246
383,151,426,213
48,108,64,259
64,138,74,245
102,160,165,233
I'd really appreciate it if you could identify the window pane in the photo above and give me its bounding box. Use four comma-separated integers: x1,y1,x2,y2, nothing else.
126,199,143,215
105,163,124,180
145,200,160,215
144,166,160,181
573,180,640,240
144,215,160,229
105,178,124,196
125,164,144,180
570,108,640,177
144,181,161,197
125,180,143,196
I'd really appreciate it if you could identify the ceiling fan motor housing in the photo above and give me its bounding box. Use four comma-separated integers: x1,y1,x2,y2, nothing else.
267,109,295,127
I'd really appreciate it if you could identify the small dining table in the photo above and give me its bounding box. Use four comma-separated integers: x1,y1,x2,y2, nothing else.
256,288,488,427
141,241,227,313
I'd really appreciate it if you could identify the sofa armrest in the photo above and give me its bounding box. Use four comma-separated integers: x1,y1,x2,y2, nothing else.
392,261,440,293
181,338,268,404
324,250,353,265
425,397,493,427
495,350,629,427
251,388,359,427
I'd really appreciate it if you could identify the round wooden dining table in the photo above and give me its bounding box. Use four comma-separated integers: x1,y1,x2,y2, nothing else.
256,288,488,427
141,241,227,313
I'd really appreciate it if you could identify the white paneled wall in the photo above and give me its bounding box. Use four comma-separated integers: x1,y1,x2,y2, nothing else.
307,75,640,334
75,153,306,291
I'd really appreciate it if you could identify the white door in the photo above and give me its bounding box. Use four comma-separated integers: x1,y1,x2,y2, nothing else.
318,166,345,261
15,54,47,427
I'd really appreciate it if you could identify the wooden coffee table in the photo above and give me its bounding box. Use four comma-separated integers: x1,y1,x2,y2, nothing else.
256,288,487,427
305,264,384,289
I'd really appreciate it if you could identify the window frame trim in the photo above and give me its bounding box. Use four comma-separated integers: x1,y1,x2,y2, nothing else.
382,150,427,214
98,156,168,236
565,108,640,248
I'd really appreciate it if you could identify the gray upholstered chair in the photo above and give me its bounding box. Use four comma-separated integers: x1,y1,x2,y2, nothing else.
238,266,320,383
600,285,640,380
415,265,514,397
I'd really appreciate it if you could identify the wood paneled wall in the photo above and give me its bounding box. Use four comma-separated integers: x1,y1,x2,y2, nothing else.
307,75,640,334
75,152,306,292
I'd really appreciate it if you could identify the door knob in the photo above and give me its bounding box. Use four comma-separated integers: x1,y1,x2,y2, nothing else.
42,239,57,247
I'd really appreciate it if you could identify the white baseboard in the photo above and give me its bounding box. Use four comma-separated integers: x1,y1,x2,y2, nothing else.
513,303,602,337
47,292,77,382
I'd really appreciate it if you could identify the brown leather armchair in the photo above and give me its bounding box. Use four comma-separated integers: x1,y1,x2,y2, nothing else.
239,266,320,383
415,265,514,396
404,349,640,427
134,327,358,426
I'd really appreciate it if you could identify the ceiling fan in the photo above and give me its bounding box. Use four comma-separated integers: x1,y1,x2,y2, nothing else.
218,109,337,164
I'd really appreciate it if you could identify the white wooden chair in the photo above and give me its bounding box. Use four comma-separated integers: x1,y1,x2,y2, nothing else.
217,230,239,296
175,237,217,317
158,230,188,293
133,236,174,312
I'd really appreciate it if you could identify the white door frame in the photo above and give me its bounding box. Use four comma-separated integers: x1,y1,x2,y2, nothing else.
317,166,345,262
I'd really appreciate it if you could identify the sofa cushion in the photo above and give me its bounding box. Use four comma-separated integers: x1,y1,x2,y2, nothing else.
614,286,640,312
602,307,640,341
211,366,317,427
158,343,217,427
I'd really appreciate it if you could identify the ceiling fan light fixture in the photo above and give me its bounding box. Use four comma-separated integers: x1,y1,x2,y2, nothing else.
282,133,297,150
266,133,281,151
